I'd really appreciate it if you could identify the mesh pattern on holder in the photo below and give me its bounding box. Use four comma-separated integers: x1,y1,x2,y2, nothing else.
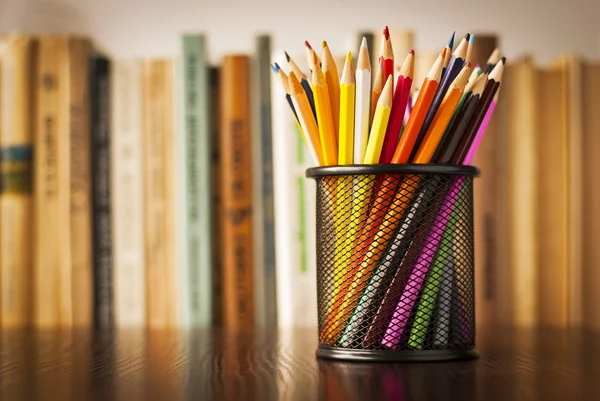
308,165,477,352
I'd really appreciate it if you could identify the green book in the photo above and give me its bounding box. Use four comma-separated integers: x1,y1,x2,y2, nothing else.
252,35,277,326
181,35,212,326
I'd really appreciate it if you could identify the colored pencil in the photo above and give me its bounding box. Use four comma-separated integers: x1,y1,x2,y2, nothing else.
319,76,393,343
380,26,394,87
464,88,500,165
322,41,341,137
408,34,469,162
312,58,338,166
338,52,356,165
305,41,319,72
466,34,475,65
435,74,488,164
364,76,394,163
451,58,504,164
379,50,414,164
285,51,316,117
271,63,299,122
354,37,371,164
288,71,324,165
413,62,471,161
485,48,501,74
324,55,444,344
391,48,445,163
441,32,454,79
371,63,384,121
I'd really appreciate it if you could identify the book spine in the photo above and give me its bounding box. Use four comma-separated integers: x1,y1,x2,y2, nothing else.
0,36,36,328
34,36,71,328
252,35,277,327
220,56,254,327
182,35,212,326
111,60,145,326
142,60,178,327
271,53,317,328
69,38,93,327
91,56,114,328
209,67,223,326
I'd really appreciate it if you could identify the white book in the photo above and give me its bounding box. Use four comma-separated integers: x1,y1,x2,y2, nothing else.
272,52,318,328
111,60,146,327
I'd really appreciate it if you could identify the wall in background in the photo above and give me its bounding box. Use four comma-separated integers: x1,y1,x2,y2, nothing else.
0,0,598,64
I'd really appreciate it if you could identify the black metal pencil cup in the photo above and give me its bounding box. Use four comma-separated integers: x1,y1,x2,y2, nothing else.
306,164,479,362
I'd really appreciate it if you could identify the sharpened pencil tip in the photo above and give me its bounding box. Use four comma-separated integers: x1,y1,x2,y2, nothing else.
271,63,280,73
501,57,506,64
448,32,455,49
383,26,390,40
284,51,291,62
469,34,475,45
322,40,328,49
361,37,368,47
304,41,312,50
346,51,352,62
466,61,472,68
410,49,415,55
464,33,470,41
476,63,481,69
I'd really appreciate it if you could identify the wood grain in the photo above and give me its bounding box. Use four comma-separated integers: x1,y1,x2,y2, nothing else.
0,326,598,401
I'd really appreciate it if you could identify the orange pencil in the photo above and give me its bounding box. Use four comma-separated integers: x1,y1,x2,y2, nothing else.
319,49,445,343
414,62,471,162
322,41,341,137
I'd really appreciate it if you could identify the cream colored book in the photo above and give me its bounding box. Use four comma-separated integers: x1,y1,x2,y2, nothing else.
0,35,36,328
496,56,538,327
581,61,600,330
535,61,569,326
69,37,93,328
141,60,179,328
111,60,146,327
34,35,72,328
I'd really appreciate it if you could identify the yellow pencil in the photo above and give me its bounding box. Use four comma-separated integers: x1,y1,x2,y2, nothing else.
338,51,355,165
312,57,338,166
322,41,341,138
364,75,394,163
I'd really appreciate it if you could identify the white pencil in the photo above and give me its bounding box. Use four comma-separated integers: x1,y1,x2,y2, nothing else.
353,37,371,164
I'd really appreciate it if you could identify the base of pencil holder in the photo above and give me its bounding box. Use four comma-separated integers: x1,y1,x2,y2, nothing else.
316,344,478,362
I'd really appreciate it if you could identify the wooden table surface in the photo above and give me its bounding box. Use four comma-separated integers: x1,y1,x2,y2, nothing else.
1,326,599,400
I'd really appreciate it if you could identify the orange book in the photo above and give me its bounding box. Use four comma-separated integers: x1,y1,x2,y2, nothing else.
0,35,36,328
141,60,179,327
220,55,254,327
68,37,93,327
34,35,72,328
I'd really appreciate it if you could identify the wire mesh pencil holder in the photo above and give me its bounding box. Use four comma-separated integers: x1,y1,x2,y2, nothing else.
306,164,480,362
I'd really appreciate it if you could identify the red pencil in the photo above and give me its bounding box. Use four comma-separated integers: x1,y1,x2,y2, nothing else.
379,50,415,164
379,26,394,88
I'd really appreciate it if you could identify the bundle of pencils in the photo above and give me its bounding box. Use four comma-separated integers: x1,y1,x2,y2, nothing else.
272,28,505,349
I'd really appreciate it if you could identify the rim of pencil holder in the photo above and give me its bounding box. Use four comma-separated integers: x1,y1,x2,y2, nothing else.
307,163,479,362
305,164,480,178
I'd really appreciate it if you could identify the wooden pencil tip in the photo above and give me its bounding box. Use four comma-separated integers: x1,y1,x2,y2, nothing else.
501,57,506,64
476,63,481,69
361,37,368,47
466,61,472,68
284,51,291,62
448,32,455,49
410,49,415,55
383,26,390,40
469,34,475,45
346,51,352,62
271,63,280,73
322,40,328,49
464,33,470,41
304,40,312,50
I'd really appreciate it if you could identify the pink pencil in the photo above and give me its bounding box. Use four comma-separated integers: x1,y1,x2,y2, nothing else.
382,83,501,348
378,50,414,164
